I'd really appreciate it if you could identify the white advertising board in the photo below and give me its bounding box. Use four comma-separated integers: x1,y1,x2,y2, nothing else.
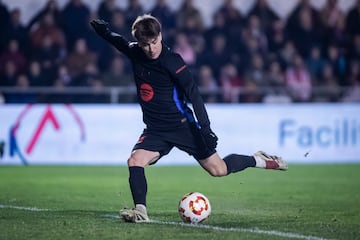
0,104,359,165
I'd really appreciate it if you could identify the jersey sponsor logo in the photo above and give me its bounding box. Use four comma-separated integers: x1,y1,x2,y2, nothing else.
140,83,154,102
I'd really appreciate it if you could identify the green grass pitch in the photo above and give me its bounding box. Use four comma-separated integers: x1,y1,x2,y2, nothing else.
0,164,359,240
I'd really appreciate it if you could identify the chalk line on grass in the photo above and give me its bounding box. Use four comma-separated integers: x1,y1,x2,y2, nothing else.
0,204,332,240
0,204,49,212
103,213,332,240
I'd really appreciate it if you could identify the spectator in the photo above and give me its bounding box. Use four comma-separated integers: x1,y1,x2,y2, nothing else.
47,64,73,103
198,33,230,81
97,0,116,23
0,61,17,86
342,60,360,102
94,9,131,72
315,63,340,102
28,60,47,86
263,59,291,103
125,0,144,26
325,13,350,51
306,45,325,82
151,0,176,43
220,63,243,102
243,53,267,102
94,9,132,72
176,0,203,32
245,53,268,87
320,0,342,30
53,64,72,87
267,19,287,54
29,12,66,50
5,74,35,103
285,54,312,102
61,0,90,50
242,15,268,55
176,0,204,53
292,6,322,58
102,56,132,86
32,34,65,83
102,56,134,102
72,61,99,86
110,9,131,39
7,8,29,55
267,59,286,93
197,65,219,103
286,0,322,35
27,0,62,31
348,34,360,61
345,0,360,36
279,40,297,68
0,39,27,75
65,38,97,80
204,12,228,50
173,32,196,67
85,77,108,103
215,0,243,51
248,0,279,33
326,44,347,86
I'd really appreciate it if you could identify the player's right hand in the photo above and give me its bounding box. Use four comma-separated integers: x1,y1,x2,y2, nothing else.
90,19,110,37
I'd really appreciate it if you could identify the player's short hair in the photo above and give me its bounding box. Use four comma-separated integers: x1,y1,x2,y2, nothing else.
131,14,162,42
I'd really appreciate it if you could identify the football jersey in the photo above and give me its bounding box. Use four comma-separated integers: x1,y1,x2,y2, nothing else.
102,32,211,131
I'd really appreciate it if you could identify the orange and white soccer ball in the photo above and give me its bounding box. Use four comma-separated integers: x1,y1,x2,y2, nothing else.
178,192,211,223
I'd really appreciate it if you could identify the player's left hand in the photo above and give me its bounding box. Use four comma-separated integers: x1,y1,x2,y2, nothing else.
200,128,218,149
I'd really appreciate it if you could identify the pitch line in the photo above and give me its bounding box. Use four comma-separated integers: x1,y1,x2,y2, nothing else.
0,204,332,240
103,214,332,240
0,204,49,212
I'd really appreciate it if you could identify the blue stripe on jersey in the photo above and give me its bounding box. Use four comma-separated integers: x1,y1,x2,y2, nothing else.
173,88,200,128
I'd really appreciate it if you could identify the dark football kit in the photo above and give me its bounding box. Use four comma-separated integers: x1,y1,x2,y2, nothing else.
102,32,216,160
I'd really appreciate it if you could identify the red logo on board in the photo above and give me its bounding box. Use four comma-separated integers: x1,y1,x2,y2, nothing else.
140,83,154,102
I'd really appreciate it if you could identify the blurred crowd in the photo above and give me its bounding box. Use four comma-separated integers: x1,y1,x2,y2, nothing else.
0,0,359,103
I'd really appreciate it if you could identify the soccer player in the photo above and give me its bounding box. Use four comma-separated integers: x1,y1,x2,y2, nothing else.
90,15,288,223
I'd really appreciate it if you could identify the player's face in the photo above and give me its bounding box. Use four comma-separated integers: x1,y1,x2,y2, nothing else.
138,33,162,59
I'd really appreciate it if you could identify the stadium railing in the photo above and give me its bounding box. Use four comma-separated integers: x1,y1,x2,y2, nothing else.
0,86,353,103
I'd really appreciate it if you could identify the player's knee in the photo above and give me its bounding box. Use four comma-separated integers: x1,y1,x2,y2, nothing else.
207,166,227,177
127,154,145,167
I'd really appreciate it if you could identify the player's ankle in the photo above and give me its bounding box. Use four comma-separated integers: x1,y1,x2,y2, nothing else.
135,204,147,214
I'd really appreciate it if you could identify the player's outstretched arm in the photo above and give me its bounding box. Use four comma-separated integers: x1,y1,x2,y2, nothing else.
90,19,132,56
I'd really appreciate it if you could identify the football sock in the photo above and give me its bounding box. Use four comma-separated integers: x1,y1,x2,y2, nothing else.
129,166,147,206
223,154,256,175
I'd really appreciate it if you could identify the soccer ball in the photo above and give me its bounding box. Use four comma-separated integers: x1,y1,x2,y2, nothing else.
178,192,211,223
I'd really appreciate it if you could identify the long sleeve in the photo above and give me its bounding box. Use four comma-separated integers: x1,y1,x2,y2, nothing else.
100,31,134,58
168,53,211,131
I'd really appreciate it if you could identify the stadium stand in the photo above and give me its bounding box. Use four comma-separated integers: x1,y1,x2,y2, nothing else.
0,0,359,103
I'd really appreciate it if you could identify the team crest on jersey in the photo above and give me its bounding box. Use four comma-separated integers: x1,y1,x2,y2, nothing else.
140,83,154,102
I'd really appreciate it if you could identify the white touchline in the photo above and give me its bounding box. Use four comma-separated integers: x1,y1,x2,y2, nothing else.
0,205,333,240
0,204,49,212
103,214,333,240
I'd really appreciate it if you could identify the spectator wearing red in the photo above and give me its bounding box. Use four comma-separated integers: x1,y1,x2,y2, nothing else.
30,13,66,50
285,54,312,102
65,38,97,80
0,39,27,75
